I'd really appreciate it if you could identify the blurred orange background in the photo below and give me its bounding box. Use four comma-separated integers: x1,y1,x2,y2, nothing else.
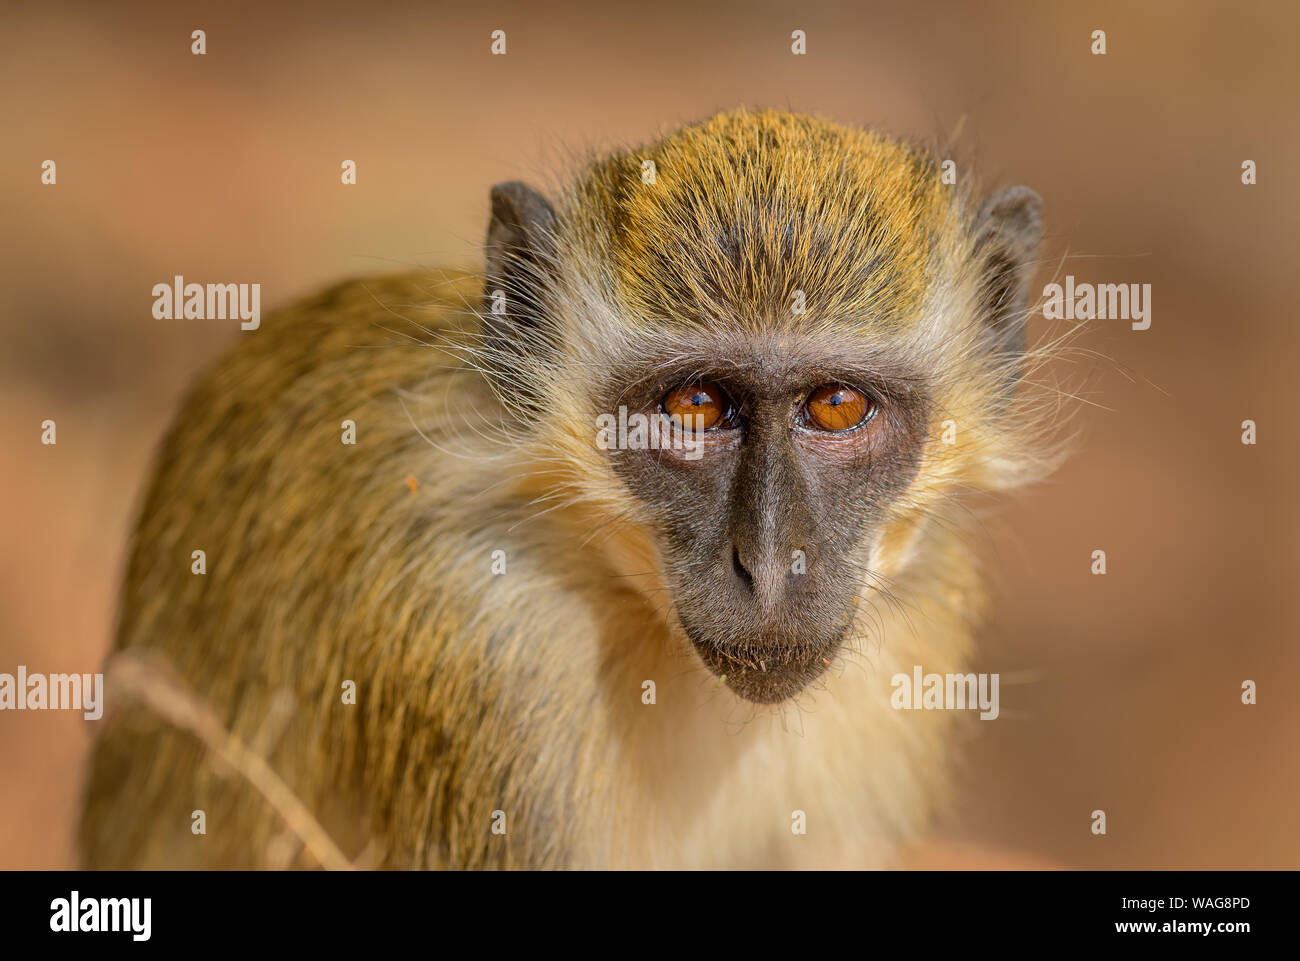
1,0,1295,869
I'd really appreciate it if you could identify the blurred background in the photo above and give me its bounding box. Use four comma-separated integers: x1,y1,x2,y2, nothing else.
1,0,1295,869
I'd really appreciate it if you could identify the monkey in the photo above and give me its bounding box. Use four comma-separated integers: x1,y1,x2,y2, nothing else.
78,107,1056,870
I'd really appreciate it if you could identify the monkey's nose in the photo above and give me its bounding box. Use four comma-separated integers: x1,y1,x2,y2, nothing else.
730,542,796,614
731,546,755,591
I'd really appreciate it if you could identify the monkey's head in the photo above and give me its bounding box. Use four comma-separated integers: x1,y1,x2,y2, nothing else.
478,109,1046,704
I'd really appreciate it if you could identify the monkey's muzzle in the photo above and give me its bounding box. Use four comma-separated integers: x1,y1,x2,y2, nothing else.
689,632,843,704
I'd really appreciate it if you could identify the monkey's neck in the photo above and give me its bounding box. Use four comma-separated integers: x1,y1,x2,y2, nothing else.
503,478,980,868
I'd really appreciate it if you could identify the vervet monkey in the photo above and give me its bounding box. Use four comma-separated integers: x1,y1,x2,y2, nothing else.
80,108,1054,869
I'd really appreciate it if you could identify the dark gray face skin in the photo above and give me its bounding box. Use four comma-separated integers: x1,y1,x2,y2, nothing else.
597,331,931,703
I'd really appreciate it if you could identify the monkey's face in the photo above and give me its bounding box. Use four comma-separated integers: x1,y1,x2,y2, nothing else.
482,110,1043,705
598,331,931,703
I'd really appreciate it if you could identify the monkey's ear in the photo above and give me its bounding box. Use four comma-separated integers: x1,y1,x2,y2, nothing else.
483,181,558,345
973,185,1043,364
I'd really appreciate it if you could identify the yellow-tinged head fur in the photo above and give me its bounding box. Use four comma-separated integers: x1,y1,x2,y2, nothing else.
579,109,957,331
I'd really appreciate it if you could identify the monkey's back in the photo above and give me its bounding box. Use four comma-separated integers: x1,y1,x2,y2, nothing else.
78,272,609,868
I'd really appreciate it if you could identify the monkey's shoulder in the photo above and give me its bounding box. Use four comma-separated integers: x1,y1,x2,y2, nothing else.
155,270,479,447
123,271,492,604
216,269,479,387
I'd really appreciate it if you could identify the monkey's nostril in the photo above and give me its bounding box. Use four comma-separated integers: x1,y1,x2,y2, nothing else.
732,546,754,592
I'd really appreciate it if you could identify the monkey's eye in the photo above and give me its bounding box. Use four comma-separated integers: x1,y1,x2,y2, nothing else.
662,381,732,431
803,384,875,432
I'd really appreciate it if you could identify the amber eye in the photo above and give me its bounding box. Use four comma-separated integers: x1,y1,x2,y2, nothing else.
662,381,730,431
804,384,874,431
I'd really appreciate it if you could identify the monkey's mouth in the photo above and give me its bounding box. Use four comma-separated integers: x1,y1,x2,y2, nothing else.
687,633,843,704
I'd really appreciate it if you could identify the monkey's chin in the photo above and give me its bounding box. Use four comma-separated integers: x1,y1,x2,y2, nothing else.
688,635,840,704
